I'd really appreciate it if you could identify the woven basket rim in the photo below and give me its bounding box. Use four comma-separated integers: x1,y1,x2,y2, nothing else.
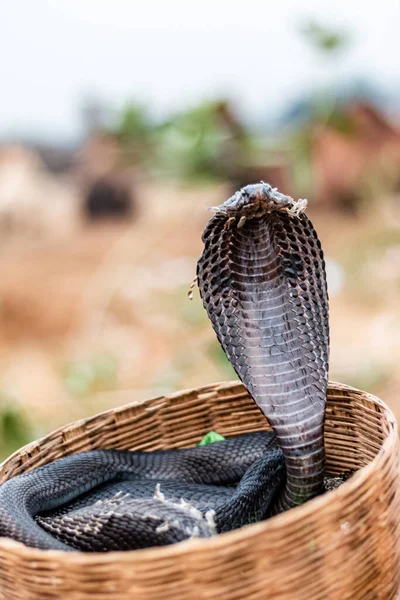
0,379,397,564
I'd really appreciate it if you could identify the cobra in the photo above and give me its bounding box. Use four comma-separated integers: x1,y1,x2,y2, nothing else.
0,183,330,552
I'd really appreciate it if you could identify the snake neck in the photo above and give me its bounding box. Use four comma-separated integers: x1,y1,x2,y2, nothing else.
269,422,326,512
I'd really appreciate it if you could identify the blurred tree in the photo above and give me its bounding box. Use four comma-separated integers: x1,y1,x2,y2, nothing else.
114,102,156,167
156,100,252,182
299,20,350,56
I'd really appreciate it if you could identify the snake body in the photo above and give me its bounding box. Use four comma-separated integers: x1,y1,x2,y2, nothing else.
198,184,329,510
0,183,329,551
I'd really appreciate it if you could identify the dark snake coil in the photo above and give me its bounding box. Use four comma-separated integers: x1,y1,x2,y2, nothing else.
0,184,329,551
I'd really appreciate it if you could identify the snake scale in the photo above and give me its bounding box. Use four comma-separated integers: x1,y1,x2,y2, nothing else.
0,183,330,552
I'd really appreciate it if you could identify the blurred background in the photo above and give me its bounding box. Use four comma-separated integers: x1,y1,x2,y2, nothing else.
0,0,399,459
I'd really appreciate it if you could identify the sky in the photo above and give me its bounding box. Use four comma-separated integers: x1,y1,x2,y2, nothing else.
1,0,400,143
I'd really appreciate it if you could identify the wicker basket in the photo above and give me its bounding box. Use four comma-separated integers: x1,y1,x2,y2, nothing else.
0,381,398,600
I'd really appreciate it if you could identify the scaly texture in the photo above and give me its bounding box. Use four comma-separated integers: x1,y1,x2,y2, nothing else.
197,184,329,509
0,432,283,551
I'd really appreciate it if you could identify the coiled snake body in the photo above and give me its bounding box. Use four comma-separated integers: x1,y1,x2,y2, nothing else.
0,184,329,552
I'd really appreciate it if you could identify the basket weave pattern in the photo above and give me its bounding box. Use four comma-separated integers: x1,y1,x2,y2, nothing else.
0,381,398,600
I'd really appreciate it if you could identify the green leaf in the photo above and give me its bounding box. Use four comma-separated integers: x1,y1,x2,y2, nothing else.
198,431,226,446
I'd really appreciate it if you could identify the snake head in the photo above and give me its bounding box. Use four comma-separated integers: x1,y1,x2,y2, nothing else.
210,183,307,220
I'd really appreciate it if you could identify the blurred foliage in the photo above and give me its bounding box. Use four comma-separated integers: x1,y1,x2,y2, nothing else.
0,393,34,460
323,106,359,136
286,126,314,196
299,20,350,55
112,99,255,182
117,103,153,144
62,354,119,398
156,101,250,182
157,103,227,180
114,102,157,167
